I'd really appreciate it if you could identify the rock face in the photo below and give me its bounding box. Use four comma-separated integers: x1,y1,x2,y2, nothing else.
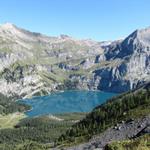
93,28,150,92
0,23,149,98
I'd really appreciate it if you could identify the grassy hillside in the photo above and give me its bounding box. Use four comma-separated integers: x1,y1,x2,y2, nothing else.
0,113,26,129
56,83,150,146
0,141,50,150
105,134,150,150
0,112,86,150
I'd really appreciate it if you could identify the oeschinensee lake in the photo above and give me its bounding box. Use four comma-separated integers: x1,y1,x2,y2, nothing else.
20,90,116,117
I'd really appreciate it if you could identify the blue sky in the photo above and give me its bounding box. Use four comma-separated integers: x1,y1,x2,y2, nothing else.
0,0,150,41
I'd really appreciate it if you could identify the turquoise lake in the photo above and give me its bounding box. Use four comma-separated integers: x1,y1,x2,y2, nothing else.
21,91,116,117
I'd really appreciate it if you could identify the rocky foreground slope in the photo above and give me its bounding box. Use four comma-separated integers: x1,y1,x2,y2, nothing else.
66,116,150,150
0,23,149,98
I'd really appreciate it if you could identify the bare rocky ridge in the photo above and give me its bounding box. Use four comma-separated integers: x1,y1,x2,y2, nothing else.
65,115,150,150
0,23,149,98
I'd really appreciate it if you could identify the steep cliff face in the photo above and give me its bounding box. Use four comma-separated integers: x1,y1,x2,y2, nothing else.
0,23,149,98
91,28,150,92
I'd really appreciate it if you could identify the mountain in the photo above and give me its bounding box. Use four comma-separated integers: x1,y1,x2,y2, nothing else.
56,82,150,149
94,28,150,92
0,23,149,98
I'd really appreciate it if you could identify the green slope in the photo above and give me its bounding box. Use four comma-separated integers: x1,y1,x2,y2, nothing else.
0,112,86,150
56,83,150,146
105,134,150,150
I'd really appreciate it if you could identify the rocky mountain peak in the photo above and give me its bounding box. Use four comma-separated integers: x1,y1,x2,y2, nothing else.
123,27,150,47
113,27,150,58
0,23,55,43
0,22,25,38
0,22,16,29
60,34,72,39
136,27,150,46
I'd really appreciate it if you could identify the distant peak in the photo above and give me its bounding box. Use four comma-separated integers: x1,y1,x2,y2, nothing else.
123,26,150,42
139,26,150,31
137,26,150,36
2,22,15,27
60,34,72,39
131,26,150,37
1,22,16,28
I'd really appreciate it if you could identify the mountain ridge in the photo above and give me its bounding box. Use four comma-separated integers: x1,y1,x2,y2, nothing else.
0,23,149,98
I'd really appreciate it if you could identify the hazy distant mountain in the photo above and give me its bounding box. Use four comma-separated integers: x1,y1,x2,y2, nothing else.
0,23,149,98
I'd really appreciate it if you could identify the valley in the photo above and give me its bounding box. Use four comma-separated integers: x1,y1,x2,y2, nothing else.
0,82,149,150
0,23,149,150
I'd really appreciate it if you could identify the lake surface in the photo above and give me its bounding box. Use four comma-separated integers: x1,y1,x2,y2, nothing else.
21,91,116,117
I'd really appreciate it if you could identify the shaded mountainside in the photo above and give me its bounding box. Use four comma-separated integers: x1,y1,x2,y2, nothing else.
0,23,149,98
56,82,150,148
